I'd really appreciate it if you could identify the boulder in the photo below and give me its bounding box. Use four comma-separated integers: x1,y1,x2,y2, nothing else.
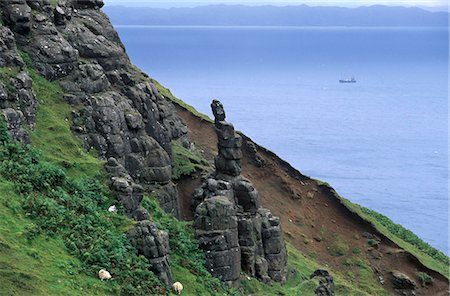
157,182,180,218
391,271,417,290
127,220,172,287
310,269,335,296
3,2,32,34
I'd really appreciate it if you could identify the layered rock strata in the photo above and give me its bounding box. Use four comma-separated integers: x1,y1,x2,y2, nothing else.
193,100,288,285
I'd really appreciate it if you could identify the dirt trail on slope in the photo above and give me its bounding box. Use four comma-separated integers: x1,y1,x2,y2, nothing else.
173,104,449,296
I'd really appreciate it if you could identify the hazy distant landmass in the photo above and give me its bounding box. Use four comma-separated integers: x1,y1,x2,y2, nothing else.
104,4,449,27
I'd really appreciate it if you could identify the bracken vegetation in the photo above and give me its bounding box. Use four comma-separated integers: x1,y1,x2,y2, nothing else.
0,117,163,295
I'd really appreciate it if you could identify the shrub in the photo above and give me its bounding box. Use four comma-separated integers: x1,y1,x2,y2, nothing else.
352,247,361,255
171,142,210,180
327,233,349,257
417,272,433,286
367,238,380,248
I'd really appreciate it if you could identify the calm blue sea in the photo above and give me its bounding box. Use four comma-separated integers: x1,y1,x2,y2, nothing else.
115,25,449,253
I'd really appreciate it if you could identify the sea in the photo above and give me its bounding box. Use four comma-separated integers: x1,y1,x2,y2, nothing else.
114,25,449,253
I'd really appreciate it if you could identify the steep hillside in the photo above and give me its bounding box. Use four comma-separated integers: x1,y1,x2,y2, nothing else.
158,85,449,296
0,1,448,296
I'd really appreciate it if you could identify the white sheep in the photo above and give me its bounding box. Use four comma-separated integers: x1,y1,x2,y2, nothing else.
172,281,183,295
108,205,117,213
98,269,112,280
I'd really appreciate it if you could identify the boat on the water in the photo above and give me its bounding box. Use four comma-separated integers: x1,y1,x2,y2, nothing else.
339,77,356,83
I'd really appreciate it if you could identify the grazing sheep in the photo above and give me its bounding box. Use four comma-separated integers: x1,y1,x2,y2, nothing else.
98,269,112,280
172,281,183,295
108,205,117,213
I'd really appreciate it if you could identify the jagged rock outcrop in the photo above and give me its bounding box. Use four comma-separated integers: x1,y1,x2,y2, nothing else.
310,269,335,296
127,220,173,287
0,0,188,216
192,100,288,285
194,196,241,285
0,0,189,286
0,25,36,143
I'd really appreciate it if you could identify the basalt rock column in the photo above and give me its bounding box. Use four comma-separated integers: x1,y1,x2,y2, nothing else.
194,196,241,285
193,100,288,284
212,99,243,178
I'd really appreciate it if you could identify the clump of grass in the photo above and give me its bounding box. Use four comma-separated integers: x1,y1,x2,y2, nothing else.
417,272,433,286
0,67,19,95
171,142,211,180
352,247,361,255
327,233,349,257
367,238,380,248
152,79,213,122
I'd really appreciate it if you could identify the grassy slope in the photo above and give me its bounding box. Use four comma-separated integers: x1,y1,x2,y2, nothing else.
155,79,449,282
22,53,104,179
1,52,446,295
0,180,112,296
1,57,235,295
338,193,449,278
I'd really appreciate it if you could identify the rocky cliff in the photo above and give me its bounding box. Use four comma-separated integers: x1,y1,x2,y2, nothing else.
0,0,289,291
1,1,448,295
1,0,192,288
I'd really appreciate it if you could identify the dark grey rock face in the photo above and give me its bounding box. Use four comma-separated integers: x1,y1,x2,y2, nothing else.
194,196,241,284
310,269,335,296
0,2,192,286
127,220,173,287
0,26,23,67
192,100,288,285
157,183,181,218
0,26,36,143
105,157,149,221
0,0,189,219
1,1,32,34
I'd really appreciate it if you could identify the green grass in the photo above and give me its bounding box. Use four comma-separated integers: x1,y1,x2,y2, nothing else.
172,142,211,179
325,184,449,278
0,180,113,296
327,233,349,257
152,79,213,123
417,271,433,286
239,243,387,296
19,52,105,179
141,195,238,296
0,66,19,95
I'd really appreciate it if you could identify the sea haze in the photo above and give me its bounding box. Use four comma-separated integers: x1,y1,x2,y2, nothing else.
114,25,449,253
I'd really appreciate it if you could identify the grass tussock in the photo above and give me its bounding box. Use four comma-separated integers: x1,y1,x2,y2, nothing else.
171,142,211,180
